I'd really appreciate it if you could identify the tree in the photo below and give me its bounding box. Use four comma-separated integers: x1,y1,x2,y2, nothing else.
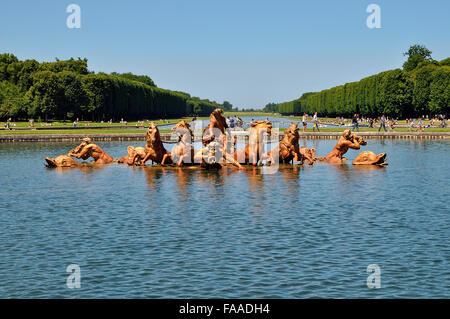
403,44,433,72
403,44,432,60
222,100,233,111
0,81,28,119
428,66,450,114
110,72,156,87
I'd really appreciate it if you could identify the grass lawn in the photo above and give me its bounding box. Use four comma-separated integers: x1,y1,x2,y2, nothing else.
2,117,206,129
0,128,172,135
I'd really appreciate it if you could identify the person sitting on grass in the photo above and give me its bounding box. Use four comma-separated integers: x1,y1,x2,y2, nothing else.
389,120,395,131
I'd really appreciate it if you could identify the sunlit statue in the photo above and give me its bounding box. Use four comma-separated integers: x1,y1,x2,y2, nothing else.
266,122,316,165
319,129,367,164
169,120,195,166
352,151,388,166
235,120,272,166
199,108,243,169
141,122,173,165
68,137,114,164
45,155,82,168
117,146,147,165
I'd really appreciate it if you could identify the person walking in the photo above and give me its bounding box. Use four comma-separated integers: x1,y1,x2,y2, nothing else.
302,112,307,132
378,114,387,132
418,120,424,133
313,112,320,132
352,114,359,132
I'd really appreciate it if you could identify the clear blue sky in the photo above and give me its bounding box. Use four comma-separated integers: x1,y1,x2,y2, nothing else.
1,0,449,108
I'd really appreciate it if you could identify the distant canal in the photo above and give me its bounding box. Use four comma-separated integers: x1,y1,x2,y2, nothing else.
0,139,448,298
159,116,340,130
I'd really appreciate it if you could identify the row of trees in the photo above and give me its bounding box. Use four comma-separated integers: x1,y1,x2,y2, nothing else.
266,46,449,118
0,53,227,121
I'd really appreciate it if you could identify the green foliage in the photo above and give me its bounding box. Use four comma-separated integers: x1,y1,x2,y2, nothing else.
278,47,449,118
110,72,156,87
263,103,279,113
0,54,225,120
0,81,28,119
403,44,432,60
222,101,233,111
403,44,434,72
428,66,450,114
39,58,88,75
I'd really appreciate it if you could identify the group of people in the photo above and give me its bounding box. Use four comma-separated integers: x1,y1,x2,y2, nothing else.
226,116,245,128
3,118,12,129
299,112,321,132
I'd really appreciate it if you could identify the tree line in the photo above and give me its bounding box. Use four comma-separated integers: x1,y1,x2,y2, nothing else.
264,45,449,118
0,54,233,121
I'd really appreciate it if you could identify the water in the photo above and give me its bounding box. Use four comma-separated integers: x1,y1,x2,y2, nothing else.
159,116,339,129
0,139,449,298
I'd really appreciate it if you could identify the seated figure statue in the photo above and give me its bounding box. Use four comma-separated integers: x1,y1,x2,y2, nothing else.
319,129,367,164
266,122,316,165
68,137,114,164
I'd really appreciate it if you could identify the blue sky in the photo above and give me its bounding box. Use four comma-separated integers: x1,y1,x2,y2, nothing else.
1,0,449,108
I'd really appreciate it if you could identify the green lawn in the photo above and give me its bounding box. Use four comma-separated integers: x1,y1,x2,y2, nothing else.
0,128,172,135
2,117,202,129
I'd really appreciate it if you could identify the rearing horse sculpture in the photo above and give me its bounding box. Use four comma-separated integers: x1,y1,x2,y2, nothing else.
198,108,243,169
140,122,173,165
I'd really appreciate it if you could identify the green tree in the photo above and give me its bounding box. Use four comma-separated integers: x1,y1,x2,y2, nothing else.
403,44,433,72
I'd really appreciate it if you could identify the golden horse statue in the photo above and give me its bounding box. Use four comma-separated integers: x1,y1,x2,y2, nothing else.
199,108,243,169
140,122,172,165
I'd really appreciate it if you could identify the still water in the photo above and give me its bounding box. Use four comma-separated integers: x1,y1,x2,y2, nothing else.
0,139,449,298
